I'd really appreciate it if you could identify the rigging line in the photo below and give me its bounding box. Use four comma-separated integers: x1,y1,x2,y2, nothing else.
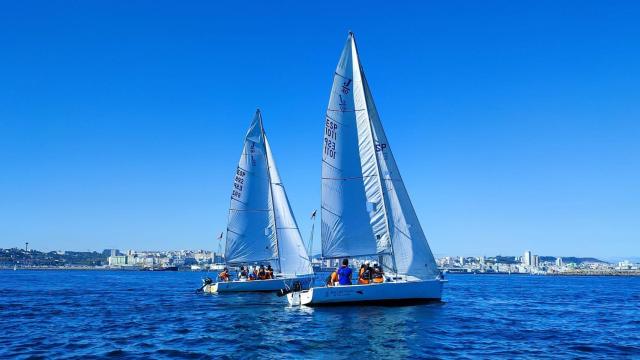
229,208,271,212
226,228,244,236
321,159,340,171
320,206,341,218
321,174,378,180
230,197,248,206
320,252,392,260
327,108,367,113
391,225,412,242
325,113,346,125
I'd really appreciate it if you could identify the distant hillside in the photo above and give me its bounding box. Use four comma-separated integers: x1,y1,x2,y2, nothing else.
316,254,608,264
539,256,607,264
0,248,107,266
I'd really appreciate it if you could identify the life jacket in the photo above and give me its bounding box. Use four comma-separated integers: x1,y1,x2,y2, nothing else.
267,270,274,279
219,272,229,281
358,278,370,285
258,270,266,280
329,271,339,286
362,268,371,280
372,276,384,283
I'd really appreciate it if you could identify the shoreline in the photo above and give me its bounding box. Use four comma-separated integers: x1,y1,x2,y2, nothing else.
3,266,640,276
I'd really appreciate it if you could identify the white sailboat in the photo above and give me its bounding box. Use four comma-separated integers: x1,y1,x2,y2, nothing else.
288,33,445,306
204,109,314,293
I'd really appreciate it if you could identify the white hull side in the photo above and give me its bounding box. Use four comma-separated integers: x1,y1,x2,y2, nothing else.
205,275,313,293
288,279,444,306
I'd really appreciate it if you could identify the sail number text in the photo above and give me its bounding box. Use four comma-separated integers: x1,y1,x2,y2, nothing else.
232,168,246,199
324,118,338,159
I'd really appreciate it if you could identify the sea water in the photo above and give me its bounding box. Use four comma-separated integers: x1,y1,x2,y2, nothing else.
0,270,638,359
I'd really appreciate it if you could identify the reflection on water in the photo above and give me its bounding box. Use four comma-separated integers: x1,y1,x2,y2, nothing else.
0,270,638,358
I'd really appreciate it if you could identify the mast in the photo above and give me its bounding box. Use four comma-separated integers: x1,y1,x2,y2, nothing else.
351,32,398,274
307,210,317,259
258,109,283,273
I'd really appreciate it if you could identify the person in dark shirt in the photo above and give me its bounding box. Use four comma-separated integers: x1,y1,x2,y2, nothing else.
258,265,267,280
266,265,274,279
337,258,352,285
238,266,248,280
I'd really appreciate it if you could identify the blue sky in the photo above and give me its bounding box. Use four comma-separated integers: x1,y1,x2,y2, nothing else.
1,1,638,258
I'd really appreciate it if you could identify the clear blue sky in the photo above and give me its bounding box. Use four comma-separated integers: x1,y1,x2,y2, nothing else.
1,1,638,258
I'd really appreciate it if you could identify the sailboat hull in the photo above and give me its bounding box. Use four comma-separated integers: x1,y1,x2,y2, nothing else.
204,275,313,293
287,279,444,306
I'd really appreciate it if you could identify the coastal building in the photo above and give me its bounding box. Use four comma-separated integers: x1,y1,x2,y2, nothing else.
522,251,532,266
532,255,539,268
556,257,563,267
108,255,127,266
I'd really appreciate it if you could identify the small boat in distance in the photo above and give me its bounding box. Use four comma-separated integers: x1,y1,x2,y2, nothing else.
203,110,314,293
288,33,445,306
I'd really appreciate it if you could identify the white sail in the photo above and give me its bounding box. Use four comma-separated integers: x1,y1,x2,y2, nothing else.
362,72,440,278
265,137,314,275
321,34,387,258
225,110,277,264
321,33,439,279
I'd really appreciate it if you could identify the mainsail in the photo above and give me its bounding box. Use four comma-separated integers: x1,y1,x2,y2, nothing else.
321,33,439,279
225,110,312,275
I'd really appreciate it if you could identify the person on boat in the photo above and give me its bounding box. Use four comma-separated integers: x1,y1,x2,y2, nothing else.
337,258,353,285
218,268,230,282
258,265,267,280
326,270,339,286
238,266,248,280
372,263,384,283
248,267,257,281
266,265,274,279
358,264,370,285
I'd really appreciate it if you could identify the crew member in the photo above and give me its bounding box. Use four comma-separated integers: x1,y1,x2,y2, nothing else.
258,265,267,280
248,267,257,281
358,264,370,285
337,258,352,286
327,270,339,286
266,265,274,279
238,266,248,280
218,268,230,282
372,263,384,283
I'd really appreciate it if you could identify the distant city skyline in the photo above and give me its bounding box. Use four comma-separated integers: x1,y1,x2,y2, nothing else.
1,2,639,257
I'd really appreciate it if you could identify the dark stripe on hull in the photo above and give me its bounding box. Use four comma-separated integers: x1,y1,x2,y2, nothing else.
306,298,443,307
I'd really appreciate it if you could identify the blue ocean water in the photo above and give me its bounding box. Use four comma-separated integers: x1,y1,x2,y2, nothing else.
0,271,638,359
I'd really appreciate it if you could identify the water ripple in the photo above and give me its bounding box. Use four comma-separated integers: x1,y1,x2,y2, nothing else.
0,271,639,358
